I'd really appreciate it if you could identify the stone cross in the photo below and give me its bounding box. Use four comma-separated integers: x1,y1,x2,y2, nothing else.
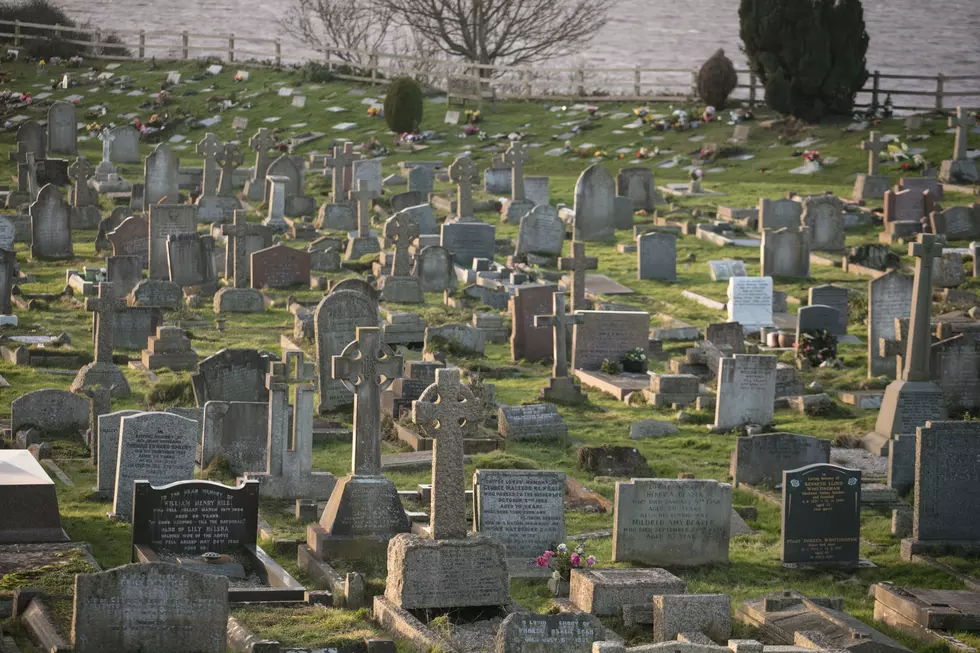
96,128,115,176
221,209,249,288
85,282,127,364
383,212,420,277
903,233,943,382
449,156,478,219
24,152,39,201
349,180,379,238
502,141,530,201
558,241,598,312
216,142,244,196
949,106,972,162
266,349,317,479
248,128,276,183
9,142,29,192
332,326,403,476
196,132,223,197
412,367,483,540
861,131,885,176
534,292,584,378
324,142,361,202
82,384,112,466
69,156,94,185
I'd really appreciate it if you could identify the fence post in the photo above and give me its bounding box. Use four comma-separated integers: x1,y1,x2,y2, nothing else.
325,48,331,71
138,30,145,59
576,67,585,97
94,28,102,56
13,20,20,48
748,72,756,108
634,66,641,97
228,34,234,63
690,70,698,100
370,49,379,84
181,31,189,60
524,72,532,99
871,70,880,108
54,23,62,44
275,39,281,67
935,73,945,110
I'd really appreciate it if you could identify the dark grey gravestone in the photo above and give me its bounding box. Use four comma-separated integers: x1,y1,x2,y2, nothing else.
808,285,849,336
494,612,604,653
887,432,916,495
191,348,270,406
796,304,844,342
730,433,830,487
200,401,269,474
781,463,861,564
473,469,566,559
497,404,567,441
11,388,89,436
912,421,980,544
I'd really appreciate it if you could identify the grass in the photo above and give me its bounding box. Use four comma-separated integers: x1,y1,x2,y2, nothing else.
1,56,979,649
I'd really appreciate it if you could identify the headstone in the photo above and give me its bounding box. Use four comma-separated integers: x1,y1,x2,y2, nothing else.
399,203,439,235
731,433,831,487
314,290,380,411
571,311,650,370
322,142,361,202
167,233,216,289
569,567,687,617
441,220,495,267
0,249,15,319
0,450,69,543
535,292,588,404
782,463,861,565
243,128,277,201
709,259,747,282
143,143,180,207
353,157,383,195
713,354,778,431
884,188,932,226
129,279,181,309
344,180,382,260
498,404,568,441
11,388,89,436
727,277,773,331
450,156,480,219
191,349,269,405
617,167,659,211
414,245,455,292
510,283,559,362
148,204,196,280
939,107,980,184
515,205,564,257
96,410,142,497
613,478,732,565
868,271,914,378
72,563,228,653
425,323,486,355
72,281,131,397
637,231,677,281
112,412,198,521
761,226,810,278
250,244,310,289
29,184,73,260
808,285,849,336
931,205,980,240
408,166,435,196
379,211,423,303
494,612,603,653
573,164,615,241
47,100,77,155
16,120,46,158
473,469,565,559
200,401,268,474
802,194,845,252
932,252,966,288
796,304,843,343
933,334,980,411
108,216,149,269
264,155,313,216
759,197,802,231
112,305,164,349
524,176,551,208
651,594,732,643
141,325,198,371
485,167,511,194
109,124,141,163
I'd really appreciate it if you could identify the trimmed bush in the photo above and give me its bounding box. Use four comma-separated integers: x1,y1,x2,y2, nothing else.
696,49,738,109
739,0,869,122
383,76,423,134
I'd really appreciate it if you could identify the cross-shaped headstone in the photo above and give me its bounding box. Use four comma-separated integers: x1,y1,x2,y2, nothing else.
949,106,973,162
221,209,249,288
879,317,910,379
383,212,420,277
412,367,483,540
449,156,478,219
68,156,95,207
216,142,244,196
502,141,530,201
903,234,943,382
85,282,127,364
324,142,362,203
8,142,29,192
196,133,223,198
558,241,598,313
861,131,886,176
266,349,317,478
349,180,379,238
24,152,39,201
332,326,403,476
99,127,115,164
248,128,277,183
534,292,584,378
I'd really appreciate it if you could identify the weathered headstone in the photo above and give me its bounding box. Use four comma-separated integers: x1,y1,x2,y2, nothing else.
761,226,810,278
250,243,310,289
314,289,380,411
637,231,677,281
441,220,495,267
571,310,650,371
108,124,141,163
713,354,777,431
558,241,598,313
510,283,559,362
617,167,659,211
939,107,980,184
515,204,564,258
200,401,268,474
573,164,615,242
868,271,914,378
473,469,565,559
809,285,849,336
96,410,143,497
730,432,831,487
191,348,269,405
47,100,77,155
148,204,197,280
494,612,603,653
801,194,845,252
143,143,180,207
759,197,802,231
414,245,455,292
29,184,73,260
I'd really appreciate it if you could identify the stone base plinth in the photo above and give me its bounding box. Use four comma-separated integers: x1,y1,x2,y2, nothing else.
379,276,424,304
939,159,979,185
873,379,947,441
214,287,265,313
385,533,510,609
70,361,131,397
539,377,588,405
241,471,336,501
345,235,381,261
312,475,411,559
852,174,891,201
142,351,198,371
901,538,980,561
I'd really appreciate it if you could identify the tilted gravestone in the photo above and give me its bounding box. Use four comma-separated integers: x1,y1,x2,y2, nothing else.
95,410,143,498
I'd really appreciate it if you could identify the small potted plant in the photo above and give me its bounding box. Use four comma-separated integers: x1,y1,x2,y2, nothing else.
536,543,596,597
621,347,648,374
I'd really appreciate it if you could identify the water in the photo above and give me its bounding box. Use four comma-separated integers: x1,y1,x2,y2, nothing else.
59,0,980,83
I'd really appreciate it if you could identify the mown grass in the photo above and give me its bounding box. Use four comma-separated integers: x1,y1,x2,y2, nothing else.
2,57,978,649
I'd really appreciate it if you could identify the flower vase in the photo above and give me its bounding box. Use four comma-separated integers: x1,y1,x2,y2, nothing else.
802,159,822,174
548,576,570,597
622,360,647,374
689,178,703,194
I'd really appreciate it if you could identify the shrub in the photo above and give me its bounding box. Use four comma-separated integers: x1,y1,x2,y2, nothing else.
383,76,423,134
696,49,738,109
0,0,130,59
739,0,869,122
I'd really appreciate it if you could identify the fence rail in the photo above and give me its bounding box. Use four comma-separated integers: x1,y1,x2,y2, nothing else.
2,18,978,111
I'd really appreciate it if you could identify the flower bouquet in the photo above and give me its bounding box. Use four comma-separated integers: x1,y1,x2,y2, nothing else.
536,543,596,596
233,72,246,82
689,167,704,193
621,347,648,373
801,150,822,171
367,106,382,118
464,109,481,124
698,144,717,163
796,329,837,367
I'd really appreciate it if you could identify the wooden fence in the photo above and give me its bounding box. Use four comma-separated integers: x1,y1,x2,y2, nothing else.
1,18,977,111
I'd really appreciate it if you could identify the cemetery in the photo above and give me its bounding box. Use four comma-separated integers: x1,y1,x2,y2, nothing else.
0,4,978,652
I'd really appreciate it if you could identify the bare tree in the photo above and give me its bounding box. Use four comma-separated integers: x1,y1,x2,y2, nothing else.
378,0,612,70
279,0,396,67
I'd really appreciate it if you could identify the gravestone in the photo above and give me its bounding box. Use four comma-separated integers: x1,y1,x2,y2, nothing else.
72,563,228,653
796,304,843,343
353,158,383,195
314,289,380,411
426,323,486,355
932,252,966,288
264,155,314,216
322,142,361,202
29,184,73,260
106,255,143,297
802,194,845,252
474,469,565,559
494,612,603,653
498,404,568,441
379,211,424,303
112,412,198,522
243,128,277,201
485,167,511,194
441,220,495,267
398,203,439,235
264,174,290,232
191,349,269,406
637,231,677,281
571,311,650,370
450,155,480,220
868,271,914,378
613,478,732,566
573,164,615,242
16,120,46,157
200,401,268,474
167,233,216,289
95,410,142,498
250,244,310,289
535,292,588,405
730,432,831,487
884,188,932,226
11,388,89,436
408,166,434,195
131,479,259,555
759,197,802,231
933,334,980,411
0,450,69,543
727,276,773,331
414,245,455,292
852,131,891,200
143,143,180,207
72,281,132,397
761,227,810,278
617,167,659,211
109,124,141,162
47,100,77,155
569,568,687,617
148,204,197,280
112,305,164,349
392,190,424,213
108,216,149,269
344,180,381,260
939,107,980,184
782,463,861,565
709,259,747,281
515,205,564,258
651,594,732,643
141,326,198,371
524,176,551,208
713,354,777,431
129,279,181,309
510,283,559,362
931,205,980,240
809,285,849,336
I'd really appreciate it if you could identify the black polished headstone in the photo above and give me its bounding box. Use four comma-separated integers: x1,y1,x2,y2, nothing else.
781,463,861,565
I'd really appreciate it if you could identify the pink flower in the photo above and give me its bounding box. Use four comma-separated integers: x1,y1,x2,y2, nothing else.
536,556,547,567
570,553,581,566
586,555,596,567
543,550,554,560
